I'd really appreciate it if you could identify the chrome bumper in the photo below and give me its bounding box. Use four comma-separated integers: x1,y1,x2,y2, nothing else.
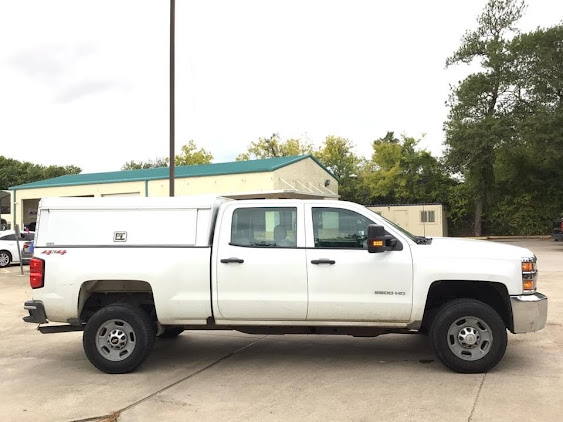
510,293,548,334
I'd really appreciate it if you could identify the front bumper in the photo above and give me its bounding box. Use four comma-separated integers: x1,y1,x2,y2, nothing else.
23,300,48,324
510,292,548,333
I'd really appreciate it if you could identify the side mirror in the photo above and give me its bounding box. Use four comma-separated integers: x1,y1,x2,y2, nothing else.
367,224,388,253
367,224,402,253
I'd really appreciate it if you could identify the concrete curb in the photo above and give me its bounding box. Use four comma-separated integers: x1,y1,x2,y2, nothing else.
464,235,551,240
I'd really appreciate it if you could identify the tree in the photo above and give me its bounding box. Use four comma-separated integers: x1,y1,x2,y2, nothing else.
121,141,213,170
237,133,313,161
0,156,81,190
315,136,360,180
121,158,169,170
444,0,525,235
314,136,362,202
360,132,454,205
174,140,213,166
487,23,563,234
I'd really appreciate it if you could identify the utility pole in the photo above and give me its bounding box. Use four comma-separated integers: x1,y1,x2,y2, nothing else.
169,0,175,197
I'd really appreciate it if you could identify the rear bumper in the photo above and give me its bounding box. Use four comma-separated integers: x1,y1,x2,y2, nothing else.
23,300,48,324
552,232,563,240
510,293,548,334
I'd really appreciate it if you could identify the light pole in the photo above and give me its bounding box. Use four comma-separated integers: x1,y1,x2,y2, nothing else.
169,0,175,197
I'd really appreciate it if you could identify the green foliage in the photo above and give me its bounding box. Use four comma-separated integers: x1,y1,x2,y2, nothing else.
237,133,313,161
0,156,81,190
314,136,362,201
445,0,525,235
121,157,169,170
121,141,213,170
445,0,563,235
174,140,213,166
445,183,474,236
360,132,454,205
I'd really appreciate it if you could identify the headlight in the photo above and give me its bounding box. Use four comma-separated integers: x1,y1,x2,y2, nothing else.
521,257,538,293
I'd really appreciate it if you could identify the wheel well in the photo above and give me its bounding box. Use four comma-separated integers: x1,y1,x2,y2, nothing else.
0,250,12,258
421,280,513,332
78,280,156,323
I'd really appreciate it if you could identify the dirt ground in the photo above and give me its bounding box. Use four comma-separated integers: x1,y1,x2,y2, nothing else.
0,239,561,422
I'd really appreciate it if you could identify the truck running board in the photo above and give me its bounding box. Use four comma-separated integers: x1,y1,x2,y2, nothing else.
38,324,85,334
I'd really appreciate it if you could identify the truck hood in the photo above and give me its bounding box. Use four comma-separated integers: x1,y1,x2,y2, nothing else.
421,237,535,261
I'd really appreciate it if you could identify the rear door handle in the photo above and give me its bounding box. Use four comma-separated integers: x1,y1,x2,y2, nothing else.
220,257,244,264
311,259,335,265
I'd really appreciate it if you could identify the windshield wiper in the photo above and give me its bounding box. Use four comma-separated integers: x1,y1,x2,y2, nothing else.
415,236,433,245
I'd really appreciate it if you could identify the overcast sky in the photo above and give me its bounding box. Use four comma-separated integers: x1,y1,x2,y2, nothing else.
1,0,562,173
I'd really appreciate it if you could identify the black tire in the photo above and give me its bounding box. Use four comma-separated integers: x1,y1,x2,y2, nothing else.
83,303,155,374
0,250,12,268
430,299,507,373
157,326,184,339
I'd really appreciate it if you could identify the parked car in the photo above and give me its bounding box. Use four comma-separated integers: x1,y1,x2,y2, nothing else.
553,216,563,241
21,232,35,260
0,230,34,267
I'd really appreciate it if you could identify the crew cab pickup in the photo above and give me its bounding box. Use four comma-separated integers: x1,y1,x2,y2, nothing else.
23,196,548,374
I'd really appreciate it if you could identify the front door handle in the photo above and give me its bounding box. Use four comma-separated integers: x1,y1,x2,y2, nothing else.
311,259,335,265
220,257,244,264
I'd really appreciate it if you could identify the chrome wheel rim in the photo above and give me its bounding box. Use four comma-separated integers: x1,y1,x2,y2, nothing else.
0,253,9,267
447,316,493,361
96,319,136,361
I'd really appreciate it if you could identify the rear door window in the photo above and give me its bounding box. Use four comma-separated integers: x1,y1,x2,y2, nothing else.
231,207,297,247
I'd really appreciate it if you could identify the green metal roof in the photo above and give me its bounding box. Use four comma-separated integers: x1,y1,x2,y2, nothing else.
10,155,335,190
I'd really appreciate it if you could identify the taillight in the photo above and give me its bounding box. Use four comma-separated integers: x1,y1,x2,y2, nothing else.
560,221,563,231
30,257,45,289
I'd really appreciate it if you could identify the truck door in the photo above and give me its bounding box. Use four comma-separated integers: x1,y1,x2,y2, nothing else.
305,205,413,322
214,203,308,321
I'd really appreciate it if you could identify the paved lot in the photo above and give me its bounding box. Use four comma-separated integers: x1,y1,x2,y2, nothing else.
0,239,562,422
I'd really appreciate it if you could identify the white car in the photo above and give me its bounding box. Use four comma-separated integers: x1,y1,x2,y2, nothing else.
0,230,34,267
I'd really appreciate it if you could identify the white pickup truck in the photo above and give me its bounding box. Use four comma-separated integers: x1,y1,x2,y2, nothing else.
23,196,547,374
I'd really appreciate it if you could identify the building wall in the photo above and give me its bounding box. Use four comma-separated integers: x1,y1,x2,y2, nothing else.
146,171,274,197
367,204,447,237
273,157,337,197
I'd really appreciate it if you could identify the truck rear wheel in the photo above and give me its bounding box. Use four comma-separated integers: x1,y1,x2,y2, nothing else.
430,299,507,373
83,303,155,374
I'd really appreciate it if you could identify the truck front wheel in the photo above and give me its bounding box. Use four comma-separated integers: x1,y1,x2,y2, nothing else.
83,303,155,374
430,299,507,373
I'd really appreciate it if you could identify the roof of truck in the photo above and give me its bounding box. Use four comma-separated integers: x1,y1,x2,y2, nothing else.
39,195,229,210
9,155,334,190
